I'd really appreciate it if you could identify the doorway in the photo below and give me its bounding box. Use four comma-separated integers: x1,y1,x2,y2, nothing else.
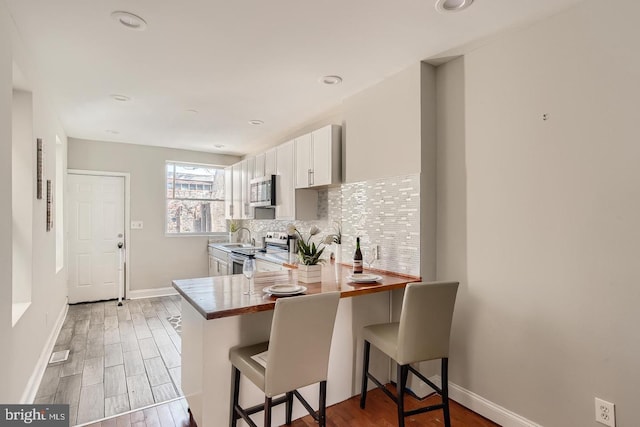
67,171,129,303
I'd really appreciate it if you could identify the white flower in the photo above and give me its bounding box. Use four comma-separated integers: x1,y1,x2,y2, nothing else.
309,225,320,236
286,224,297,236
323,235,334,245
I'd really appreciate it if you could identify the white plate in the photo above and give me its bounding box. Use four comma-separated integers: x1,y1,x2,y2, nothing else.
263,284,307,296
347,274,382,283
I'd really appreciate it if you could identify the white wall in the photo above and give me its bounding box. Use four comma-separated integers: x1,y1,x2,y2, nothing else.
343,63,422,183
67,138,239,293
1,0,69,402
437,1,640,425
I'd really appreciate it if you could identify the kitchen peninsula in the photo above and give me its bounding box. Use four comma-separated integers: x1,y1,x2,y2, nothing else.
172,263,418,427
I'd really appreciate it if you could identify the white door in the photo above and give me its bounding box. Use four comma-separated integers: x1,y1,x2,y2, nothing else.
294,133,312,189
67,174,125,303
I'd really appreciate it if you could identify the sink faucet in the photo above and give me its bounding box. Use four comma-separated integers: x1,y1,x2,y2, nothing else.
237,227,253,245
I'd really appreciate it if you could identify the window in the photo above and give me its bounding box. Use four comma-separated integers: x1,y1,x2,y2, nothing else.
166,162,226,234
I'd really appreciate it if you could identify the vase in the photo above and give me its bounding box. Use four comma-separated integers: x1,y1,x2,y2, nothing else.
334,243,342,265
229,231,238,243
297,264,322,283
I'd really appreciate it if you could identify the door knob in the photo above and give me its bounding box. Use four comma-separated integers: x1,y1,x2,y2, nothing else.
117,242,124,249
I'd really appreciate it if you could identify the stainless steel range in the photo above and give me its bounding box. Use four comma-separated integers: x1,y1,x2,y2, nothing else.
229,232,293,274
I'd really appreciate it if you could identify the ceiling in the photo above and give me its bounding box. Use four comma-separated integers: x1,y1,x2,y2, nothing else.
6,0,584,156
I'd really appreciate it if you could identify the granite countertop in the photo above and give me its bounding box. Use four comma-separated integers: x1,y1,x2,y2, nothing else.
172,263,420,320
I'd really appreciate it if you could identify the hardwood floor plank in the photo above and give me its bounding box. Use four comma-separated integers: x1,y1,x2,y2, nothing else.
151,383,178,402
36,365,62,398
114,413,131,427
138,338,160,360
126,374,154,410
82,356,104,386
144,315,164,331
123,350,146,377
121,337,140,353
74,319,90,335
167,400,189,427
86,337,106,358
104,328,122,346
104,365,127,397
167,367,182,395
53,373,82,406
155,403,176,427
69,333,88,352
117,306,132,322
105,343,124,368
168,334,181,353
104,316,119,331
61,349,86,377
131,313,153,340
77,383,105,425
142,407,161,427
156,344,181,370
55,328,73,347
143,357,171,387
105,393,130,418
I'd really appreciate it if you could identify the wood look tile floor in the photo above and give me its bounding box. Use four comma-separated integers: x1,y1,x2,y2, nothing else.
34,297,183,426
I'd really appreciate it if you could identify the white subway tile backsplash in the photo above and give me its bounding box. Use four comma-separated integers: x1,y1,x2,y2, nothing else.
240,173,420,276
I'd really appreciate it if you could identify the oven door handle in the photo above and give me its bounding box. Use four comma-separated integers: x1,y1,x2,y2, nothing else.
229,254,247,264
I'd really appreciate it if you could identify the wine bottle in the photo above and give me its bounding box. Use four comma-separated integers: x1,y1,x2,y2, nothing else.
353,237,363,274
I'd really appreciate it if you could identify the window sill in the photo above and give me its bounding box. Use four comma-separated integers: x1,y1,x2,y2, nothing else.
12,301,32,327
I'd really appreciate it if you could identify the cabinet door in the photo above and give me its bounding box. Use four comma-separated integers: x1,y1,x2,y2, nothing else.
232,163,242,219
311,125,332,186
265,148,277,176
254,153,266,178
276,141,295,220
224,166,233,219
244,157,255,219
294,133,312,189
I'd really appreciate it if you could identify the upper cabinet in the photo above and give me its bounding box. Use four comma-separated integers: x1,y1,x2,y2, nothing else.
224,166,233,219
294,124,341,189
224,124,340,221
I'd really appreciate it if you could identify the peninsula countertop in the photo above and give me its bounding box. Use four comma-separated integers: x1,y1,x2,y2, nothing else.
172,263,420,320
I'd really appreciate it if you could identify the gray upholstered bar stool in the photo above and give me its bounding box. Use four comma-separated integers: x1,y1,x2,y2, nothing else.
360,281,459,427
229,292,340,427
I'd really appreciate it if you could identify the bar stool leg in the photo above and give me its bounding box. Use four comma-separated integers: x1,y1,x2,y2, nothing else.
319,381,327,427
285,391,294,425
442,358,451,427
264,396,272,427
229,367,240,427
360,340,371,409
396,364,408,427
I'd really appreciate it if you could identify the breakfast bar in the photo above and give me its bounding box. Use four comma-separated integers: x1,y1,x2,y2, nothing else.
172,263,418,427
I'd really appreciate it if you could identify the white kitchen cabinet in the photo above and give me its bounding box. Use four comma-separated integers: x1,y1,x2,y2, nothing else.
254,153,265,178
231,162,242,219
294,124,341,188
265,148,277,176
242,157,255,219
208,247,230,276
276,140,317,220
224,166,233,219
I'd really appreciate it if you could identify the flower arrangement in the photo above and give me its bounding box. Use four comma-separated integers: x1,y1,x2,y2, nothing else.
287,224,334,265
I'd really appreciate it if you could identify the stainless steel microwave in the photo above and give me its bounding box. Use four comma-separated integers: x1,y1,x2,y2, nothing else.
250,175,276,207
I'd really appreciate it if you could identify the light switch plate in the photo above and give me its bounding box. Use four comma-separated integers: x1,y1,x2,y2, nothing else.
131,221,144,229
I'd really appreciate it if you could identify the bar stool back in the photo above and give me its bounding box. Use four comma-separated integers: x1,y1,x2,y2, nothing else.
229,291,340,427
360,281,459,427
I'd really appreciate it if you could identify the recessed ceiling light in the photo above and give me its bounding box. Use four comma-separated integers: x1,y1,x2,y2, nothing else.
106,130,120,135
110,94,131,102
248,120,264,126
214,144,225,149
111,11,148,31
435,0,473,13
320,75,343,85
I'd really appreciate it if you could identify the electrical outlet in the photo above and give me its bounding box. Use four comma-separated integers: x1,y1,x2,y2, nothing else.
595,398,615,427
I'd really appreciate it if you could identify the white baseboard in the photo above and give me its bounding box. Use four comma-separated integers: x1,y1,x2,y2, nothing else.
21,300,68,404
127,287,178,300
421,375,542,427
